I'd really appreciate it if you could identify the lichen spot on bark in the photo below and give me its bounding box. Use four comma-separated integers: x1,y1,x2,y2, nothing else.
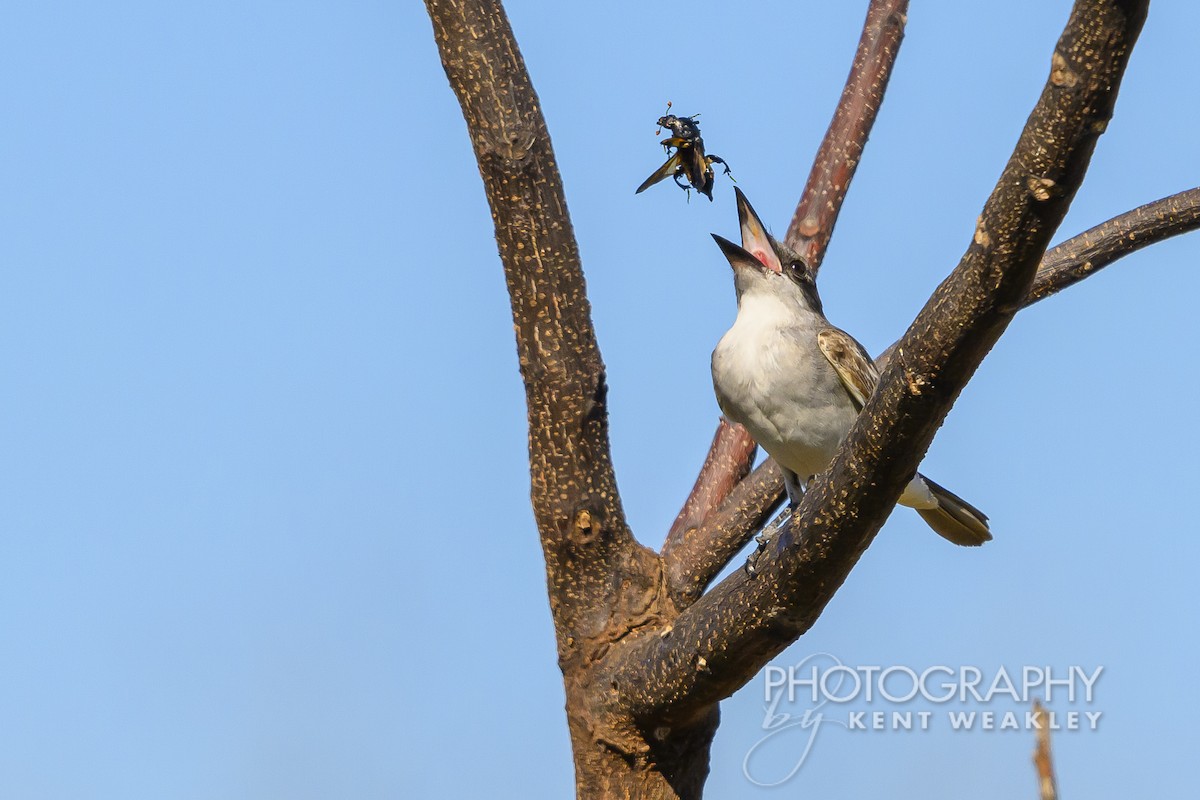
1028,176,1058,202
572,507,601,544
974,217,991,248
1050,51,1080,88
904,367,929,396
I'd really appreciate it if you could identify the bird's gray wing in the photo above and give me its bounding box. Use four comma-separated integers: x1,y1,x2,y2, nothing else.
817,328,879,412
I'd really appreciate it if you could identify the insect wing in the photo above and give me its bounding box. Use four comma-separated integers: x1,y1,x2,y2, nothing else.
635,152,683,194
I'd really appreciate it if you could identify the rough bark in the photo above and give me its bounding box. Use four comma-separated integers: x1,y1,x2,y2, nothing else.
871,186,1200,370
426,2,697,796
1029,187,1200,304
664,459,784,608
426,0,1152,797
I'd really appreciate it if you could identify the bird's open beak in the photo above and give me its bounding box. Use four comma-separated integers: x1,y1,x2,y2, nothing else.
712,233,770,275
734,187,783,274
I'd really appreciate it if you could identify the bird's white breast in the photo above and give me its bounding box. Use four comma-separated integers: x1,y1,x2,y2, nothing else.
711,292,859,480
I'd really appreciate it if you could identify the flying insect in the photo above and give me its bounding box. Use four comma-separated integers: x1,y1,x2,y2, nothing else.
635,104,732,201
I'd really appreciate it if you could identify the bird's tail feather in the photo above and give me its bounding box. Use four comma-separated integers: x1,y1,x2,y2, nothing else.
915,475,991,547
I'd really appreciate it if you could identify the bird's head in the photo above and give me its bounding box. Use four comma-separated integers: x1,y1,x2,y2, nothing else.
712,188,823,314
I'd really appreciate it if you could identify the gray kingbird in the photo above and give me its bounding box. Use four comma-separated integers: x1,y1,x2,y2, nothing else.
710,189,991,546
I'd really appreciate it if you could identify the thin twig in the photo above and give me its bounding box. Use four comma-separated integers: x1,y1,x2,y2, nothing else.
1032,701,1059,800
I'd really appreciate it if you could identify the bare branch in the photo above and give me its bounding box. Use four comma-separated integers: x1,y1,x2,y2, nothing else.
663,420,757,553
426,0,653,656
1029,187,1200,304
1032,701,1059,800
876,186,1200,370
785,0,909,272
663,459,785,608
662,422,762,570
664,0,908,578
672,17,1200,611
604,0,1148,726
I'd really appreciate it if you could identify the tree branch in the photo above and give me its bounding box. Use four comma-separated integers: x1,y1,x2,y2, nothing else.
662,420,757,558
426,0,654,663
662,459,785,608
875,186,1200,370
693,184,1200,574
605,0,1148,727
785,0,909,272
663,0,908,589
1029,187,1200,304
1032,701,1059,800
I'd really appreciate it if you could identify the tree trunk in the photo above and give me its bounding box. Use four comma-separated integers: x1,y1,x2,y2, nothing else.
423,0,1155,796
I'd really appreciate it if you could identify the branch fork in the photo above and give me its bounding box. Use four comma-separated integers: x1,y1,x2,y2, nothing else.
427,0,1161,795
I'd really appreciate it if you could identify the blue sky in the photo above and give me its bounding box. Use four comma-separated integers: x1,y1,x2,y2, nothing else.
2,1,1198,798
